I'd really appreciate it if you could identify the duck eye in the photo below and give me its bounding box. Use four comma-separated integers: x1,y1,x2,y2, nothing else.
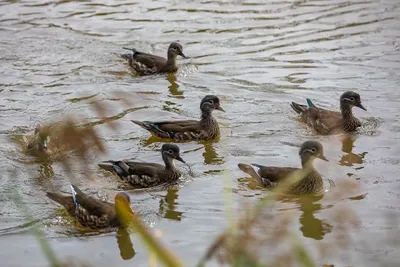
209,100,214,104
310,148,316,153
168,150,174,154
349,97,355,101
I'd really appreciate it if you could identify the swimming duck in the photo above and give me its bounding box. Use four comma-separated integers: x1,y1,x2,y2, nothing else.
238,140,328,195
290,91,367,135
98,144,186,188
24,123,49,156
46,185,131,229
121,42,188,75
132,95,224,141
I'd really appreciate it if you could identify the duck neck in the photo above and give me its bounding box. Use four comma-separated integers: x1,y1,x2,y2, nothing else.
301,155,316,172
166,51,177,67
340,103,354,120
162,153,176,170
200,108,213,121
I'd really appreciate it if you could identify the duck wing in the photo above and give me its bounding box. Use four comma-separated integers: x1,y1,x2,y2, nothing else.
132,52,167,69
291,100,342,134
70,185,114,217
46,192,76,216
99,160,164,178
238,163,297,187
251,164,299,184
132,120,203,139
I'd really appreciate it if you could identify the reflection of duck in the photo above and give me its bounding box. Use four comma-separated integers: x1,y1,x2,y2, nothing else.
159,188,183,221
203,142,224,165
167,73,183,96
297,195,332,240
116,227,135,260
339,135,367,167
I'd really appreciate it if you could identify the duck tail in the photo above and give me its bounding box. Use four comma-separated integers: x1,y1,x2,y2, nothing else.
122,47,137,54
131,120,155,131
98,161,130,177
306,98,316,108
290,102,308,114
98,160,120,172
121,48,137,61
238,163,265,186
46,192,71,207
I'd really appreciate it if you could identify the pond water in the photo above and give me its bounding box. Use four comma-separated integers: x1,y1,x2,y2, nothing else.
1,0,400,266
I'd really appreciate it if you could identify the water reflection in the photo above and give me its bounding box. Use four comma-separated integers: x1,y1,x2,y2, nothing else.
159,188,183,221
116,227,135,260
297,195,332,240
202,141,224,165
339,135,367,167
167,74,184,97
38,160,55,178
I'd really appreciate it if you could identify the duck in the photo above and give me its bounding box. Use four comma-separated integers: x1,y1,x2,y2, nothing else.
98,144,186,188
46,185,131,229
132,95,225,141
121,42,188,76
238,140,328,195
290,91,367,135
24,123,49,156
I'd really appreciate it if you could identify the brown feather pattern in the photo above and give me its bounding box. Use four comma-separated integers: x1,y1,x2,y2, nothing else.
98,144,185,188
121,42,186,76
131,95,223,141
46,185,130,229
238,141,327,195
290,91,366,135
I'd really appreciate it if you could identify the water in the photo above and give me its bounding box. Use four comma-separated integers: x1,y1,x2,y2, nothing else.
1,0,400,266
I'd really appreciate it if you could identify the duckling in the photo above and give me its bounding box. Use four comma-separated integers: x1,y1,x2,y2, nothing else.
238,140,328,195
122,42,188,75
291,91,367,134
132,95,224,141
46,185,131,229
98,144,186,188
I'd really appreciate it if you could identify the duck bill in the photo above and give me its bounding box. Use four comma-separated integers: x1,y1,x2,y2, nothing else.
318,154,329,162
176,156,186,163
179,52,189,59
216,106,225,112
42,140,48,150
356,103,367,111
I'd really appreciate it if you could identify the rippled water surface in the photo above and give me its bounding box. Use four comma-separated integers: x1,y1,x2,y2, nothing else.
1,0,400,266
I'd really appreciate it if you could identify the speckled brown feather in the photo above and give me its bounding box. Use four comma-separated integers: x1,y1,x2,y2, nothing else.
291,102,362,134
131,119,220,141
238,141,327,195
131,95,223,141
98,144,184,188
121,42,185,76
46,186,125,229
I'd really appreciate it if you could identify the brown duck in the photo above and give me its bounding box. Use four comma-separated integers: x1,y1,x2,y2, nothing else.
98,144,186,188
290,91,367,135
121,42,188,75
238,140,328,195
132,95,225,141
46,185,131,229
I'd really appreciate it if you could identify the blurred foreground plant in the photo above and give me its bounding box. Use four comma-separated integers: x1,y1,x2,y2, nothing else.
199,152,362,267
16,92,185,267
